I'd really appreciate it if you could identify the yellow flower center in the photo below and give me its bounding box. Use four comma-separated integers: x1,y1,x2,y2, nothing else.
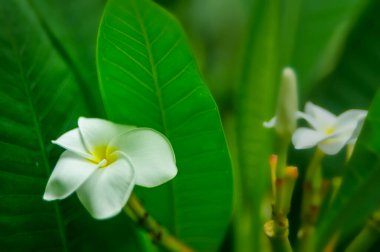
324,127,335,135
92,145,118,168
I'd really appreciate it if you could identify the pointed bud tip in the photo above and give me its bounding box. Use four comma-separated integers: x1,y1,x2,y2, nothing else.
269,155,278,167
274,67,299,137
282,67,296,81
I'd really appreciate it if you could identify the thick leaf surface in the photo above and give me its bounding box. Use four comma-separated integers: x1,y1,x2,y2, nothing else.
0,1,143,251
314,91,380,250
97,0,233,251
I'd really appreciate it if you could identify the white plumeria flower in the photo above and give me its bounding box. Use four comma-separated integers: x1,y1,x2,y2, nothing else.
43,117,177,219
292,102,367,155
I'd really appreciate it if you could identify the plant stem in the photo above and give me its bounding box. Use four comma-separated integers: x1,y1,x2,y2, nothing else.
264,217,293,252
298,148,325,250
276,137,290,179
345,210,380,252
124,194,194,252
273,136,290,215
300,148,325,228
265,165,298,252
276,167,298,216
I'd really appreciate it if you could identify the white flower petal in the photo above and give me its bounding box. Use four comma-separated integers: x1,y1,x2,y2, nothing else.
263,117,276,128
78,117,136,155
110,128,177,188
43,151,99,201
305,102,337,130
76,157,135,219
334,109,367,132
348,115,366,144
318,130,353,155
292,127,327,149
52,128,92,160
296,111,320,130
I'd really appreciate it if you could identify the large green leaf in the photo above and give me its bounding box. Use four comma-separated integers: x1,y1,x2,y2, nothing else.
235,1,281,251
313,91,380,250
291,0,370,98
97,0,233,251
0,1,144,251
28,0,106,116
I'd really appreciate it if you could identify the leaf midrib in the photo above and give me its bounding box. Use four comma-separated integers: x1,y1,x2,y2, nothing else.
6,3,68,250
131,0,178,234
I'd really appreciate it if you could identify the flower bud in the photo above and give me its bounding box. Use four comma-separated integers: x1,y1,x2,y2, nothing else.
275,67,298,138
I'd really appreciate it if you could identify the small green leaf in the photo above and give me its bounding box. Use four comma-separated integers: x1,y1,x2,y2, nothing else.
314,91,380,250
97,0,233,251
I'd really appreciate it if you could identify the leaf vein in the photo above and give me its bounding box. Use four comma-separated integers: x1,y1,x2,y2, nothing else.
155,38,182,66
170,108,217,133
164,86,202,113
104,33,148,60
160,60,193,90
150,22,169,46
104,36,153,77
102,56,155,94
108,13,144,36
105,75,160,111
104,22,145,47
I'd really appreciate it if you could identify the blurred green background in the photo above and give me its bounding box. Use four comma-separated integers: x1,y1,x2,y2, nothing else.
1,0,380,251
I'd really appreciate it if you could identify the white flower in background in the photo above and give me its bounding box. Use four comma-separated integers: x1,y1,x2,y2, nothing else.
292,102,367,155
43,117,177,219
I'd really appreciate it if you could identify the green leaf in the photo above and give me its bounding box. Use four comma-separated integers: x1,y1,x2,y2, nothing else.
311,2,380,249
310,0,380,112
291,0,370,98
28,0,106,116
97,0,233,251
314,92,380,250
0,1,145,251
235,1,281,251
306,0,380,178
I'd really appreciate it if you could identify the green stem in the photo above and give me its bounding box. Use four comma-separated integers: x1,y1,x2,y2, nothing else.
124,194,194,252
264,218,293,252
345,211,380,252
298,148,325,250
300,148,325,226
277,167,298,216
266,165,297,252
276,137,290,179
274,136,290,215
265,135,296,252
